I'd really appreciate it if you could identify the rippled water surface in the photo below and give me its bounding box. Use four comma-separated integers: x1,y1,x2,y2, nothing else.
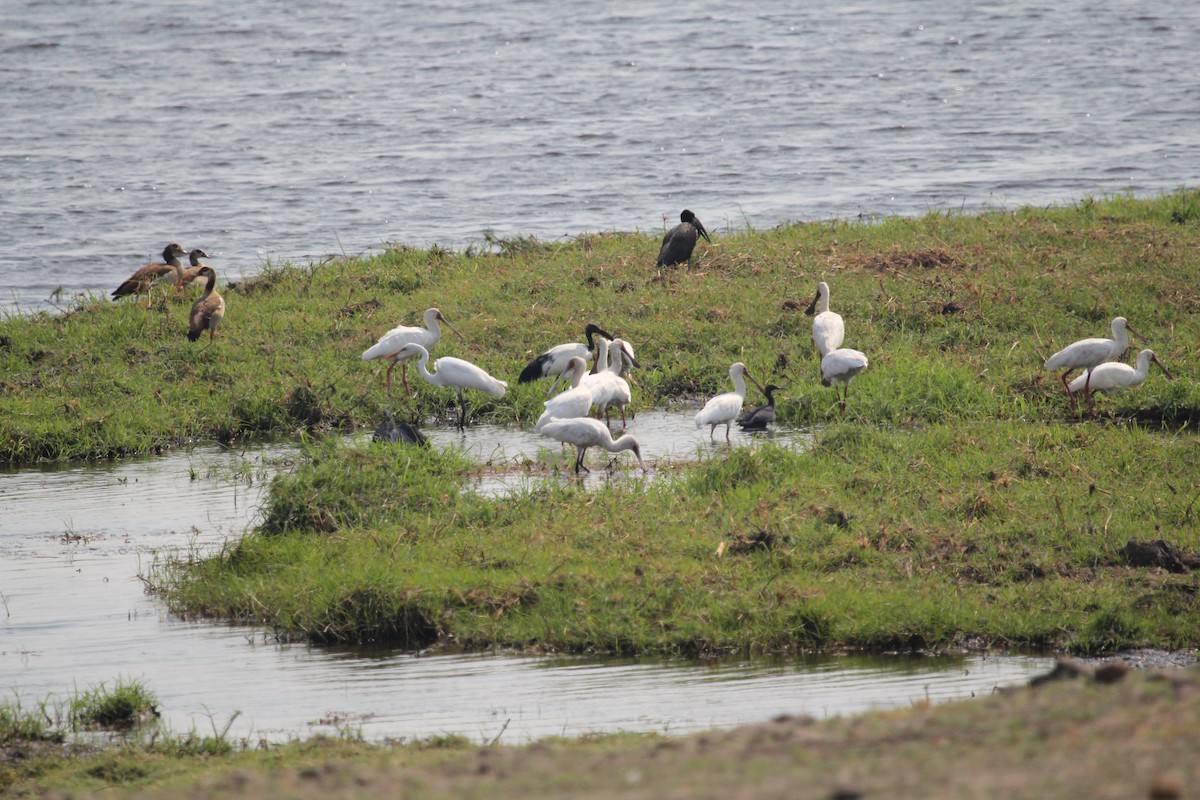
2,0,1197,311
0,427,1053,743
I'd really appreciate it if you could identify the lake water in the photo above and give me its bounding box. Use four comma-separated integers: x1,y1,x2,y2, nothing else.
0,418,1054,743
2,0,1198,312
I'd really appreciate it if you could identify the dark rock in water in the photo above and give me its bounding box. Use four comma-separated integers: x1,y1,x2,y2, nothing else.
373,411,428,446
1121,539,1200,574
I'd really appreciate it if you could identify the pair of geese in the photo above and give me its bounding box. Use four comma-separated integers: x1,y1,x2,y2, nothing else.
112,243,225,343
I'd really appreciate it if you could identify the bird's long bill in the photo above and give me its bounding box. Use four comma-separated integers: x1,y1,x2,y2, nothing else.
743,366,767,395
1126,322,1149,345
804,291,820,316
1152,356,1174,379
619,342,641,369
439,313,465,340
696,222,712,244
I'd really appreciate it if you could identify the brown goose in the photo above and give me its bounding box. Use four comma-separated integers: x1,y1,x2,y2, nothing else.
187,266,225,343
175,248,212,289
111,243,187,300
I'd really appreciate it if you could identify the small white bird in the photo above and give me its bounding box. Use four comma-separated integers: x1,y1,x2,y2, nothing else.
821,348,868,413
535,357,593,432
1044,316,1147,413
806,281,845,357
362,308,463,395
1067,349,1172,403
584,338,637,426
394,343,506,429
519,323,613,395
695,362,765,441
539,416,646,474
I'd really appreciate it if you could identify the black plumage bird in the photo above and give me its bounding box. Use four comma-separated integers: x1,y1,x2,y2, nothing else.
656,209,711,267
372,410,429,446
737,384,783,431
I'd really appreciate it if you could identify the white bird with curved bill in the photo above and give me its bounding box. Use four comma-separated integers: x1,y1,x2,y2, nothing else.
393,343,506,430
820,348,868,413
519,323,613,395
362,308,463,395
539,417,646,475
1043,316,1146,413
535,357,593,432
1067,349,1172,405
695,362,766,441
806,281,844,357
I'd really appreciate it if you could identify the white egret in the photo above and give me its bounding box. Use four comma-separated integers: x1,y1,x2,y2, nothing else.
695,362,765,441
362,308,463,395
1044,316,1147,413
821,348,868,412
534,357,593,432
394,343,506,430
806,281,845,357
1066,349,1172,406
539,417,646,475
186,266,225,344
656,209,711,267
583,338,636,426
518,323,613,394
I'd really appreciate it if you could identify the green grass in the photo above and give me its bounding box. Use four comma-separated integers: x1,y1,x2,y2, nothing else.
5,190,1200,464
69,678,159,731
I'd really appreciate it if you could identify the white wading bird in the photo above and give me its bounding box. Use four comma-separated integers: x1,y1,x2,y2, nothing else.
821,348,868,413
805,281,845,358
519,323,613,394
362,308,462,395
695,362,765,441
1066,348,1172,405
539,417,646,475
583,338,637,426
1043,316,1146,414
535,357,593,432
393,343,506,430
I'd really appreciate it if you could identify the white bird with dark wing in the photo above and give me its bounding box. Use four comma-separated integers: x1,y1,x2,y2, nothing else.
362,308,463,395
695,362,765,441
806,281,844,357
519,323,613,394
656,209,711,267
539,416,646,475
1066,348,1172,402
394,342,506,430
1043,316,1146,414
821,348,868,412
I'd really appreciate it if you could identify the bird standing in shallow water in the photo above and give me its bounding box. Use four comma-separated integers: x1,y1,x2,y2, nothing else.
539,416,646,475
187,266,225,344
738,384,783,431
1066,349,1172,409
695,362,765,441
394,342,506,430
112,243,187,302
519,323,613,394
535,357,593,432
821,348,868,413
1043,316,1147,415
372,410,428,446
656,209,711,267
806,281,844,358
362,308,463,396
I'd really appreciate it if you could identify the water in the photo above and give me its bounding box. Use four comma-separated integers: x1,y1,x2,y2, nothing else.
0,423,1052,743
3,0,1197,313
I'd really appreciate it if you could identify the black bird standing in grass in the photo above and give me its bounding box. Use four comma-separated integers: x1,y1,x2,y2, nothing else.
656,209,711,267
737,384,783,431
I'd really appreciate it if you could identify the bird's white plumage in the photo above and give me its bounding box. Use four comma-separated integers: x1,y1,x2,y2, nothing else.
535,358,593,432
397,343,505,428
695,362,759,441
821,348,868,411
539,416,646,474
362,308,461,393
583,338,633,422
809,281,845,357
1044,317,1141,374
1067,349,1170,395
